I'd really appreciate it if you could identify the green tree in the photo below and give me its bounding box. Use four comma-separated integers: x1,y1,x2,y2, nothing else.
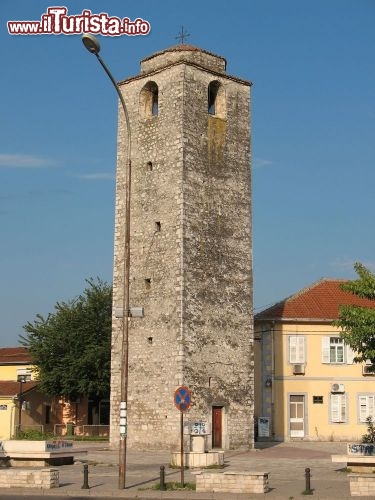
362,416,375,443
20,278,112,400
334,263,375,365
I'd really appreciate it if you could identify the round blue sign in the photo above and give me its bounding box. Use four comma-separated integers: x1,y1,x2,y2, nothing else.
174,386,192,412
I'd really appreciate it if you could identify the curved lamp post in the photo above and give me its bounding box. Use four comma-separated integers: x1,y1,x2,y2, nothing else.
17,374,27,435
82,33,131,490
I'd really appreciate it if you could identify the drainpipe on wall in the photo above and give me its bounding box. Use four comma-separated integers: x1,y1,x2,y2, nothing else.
270,321,275,440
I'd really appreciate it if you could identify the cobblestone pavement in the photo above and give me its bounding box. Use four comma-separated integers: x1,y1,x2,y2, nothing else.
0,441,359,499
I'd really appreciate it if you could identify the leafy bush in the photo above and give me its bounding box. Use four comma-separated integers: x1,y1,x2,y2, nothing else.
13,429,54,440
152,482,195,491
362,416,375,443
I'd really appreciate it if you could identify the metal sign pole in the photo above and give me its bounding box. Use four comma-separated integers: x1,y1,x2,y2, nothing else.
174,385,191,488
180,410,184,487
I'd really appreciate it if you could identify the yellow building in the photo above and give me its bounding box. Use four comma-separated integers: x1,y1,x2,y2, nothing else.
0,347,42,439
254,279,375,442
0,347,109,439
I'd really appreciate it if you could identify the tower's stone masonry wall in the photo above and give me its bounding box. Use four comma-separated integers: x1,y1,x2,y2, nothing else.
110,47,253,451
111,64,186,450
180,65,253,449
141,47,226,75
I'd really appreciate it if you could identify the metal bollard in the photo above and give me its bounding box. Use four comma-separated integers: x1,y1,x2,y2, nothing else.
304,467,312,494
160,465,166,491
82,464,90,489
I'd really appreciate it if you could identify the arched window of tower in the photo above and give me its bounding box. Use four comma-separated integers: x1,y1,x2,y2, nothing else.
208,80,225,117
140,81,159,117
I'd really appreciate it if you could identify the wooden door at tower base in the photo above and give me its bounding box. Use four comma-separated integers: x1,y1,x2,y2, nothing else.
212,406,223,448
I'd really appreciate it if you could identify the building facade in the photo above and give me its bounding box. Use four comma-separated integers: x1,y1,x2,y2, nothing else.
254,279,375,442
110,45,253,450
0,347,108,439
0,347,43,439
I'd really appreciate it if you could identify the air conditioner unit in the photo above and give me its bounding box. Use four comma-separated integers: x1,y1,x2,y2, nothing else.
293,364,305,375
363,365,375,375
331,383,345,393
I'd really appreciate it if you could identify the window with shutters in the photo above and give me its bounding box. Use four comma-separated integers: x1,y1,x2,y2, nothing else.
358,395,375,423
288,335,305,364
322,337,345,364
330,393,347,423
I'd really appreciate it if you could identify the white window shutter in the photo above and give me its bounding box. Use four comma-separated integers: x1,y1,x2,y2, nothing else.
346,345,355,364
369,396,375,419
359,395,375,422
322,337,330,363
359,395,368,423
331,394,340,422
341,395,347,422
289,336,305,363
297,337,305,363
331,394,346,423
289,336,297,363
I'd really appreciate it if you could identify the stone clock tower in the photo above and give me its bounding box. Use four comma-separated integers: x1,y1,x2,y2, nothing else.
110,44,253,450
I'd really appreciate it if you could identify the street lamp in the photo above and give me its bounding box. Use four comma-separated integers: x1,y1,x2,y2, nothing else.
17,374,27,435
82,33,131,490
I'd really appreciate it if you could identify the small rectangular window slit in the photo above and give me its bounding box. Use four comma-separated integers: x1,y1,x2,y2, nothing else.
155,221,161,232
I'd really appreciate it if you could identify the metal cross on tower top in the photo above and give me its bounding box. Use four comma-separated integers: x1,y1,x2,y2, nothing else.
175,26,191,44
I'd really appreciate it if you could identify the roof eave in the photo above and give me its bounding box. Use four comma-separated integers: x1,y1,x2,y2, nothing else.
255,317,336,324
0,361,32,366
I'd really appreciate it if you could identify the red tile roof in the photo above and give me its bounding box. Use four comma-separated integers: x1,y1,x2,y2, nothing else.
0,380,38,397
255,279,375,322
0,347,31,364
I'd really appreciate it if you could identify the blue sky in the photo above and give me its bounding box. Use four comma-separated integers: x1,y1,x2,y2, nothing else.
1,0,374,347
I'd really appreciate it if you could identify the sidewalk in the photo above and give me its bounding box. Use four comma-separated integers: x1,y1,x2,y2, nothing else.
0,441,356,499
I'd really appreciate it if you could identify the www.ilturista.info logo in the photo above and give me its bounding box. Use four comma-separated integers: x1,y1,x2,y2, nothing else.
7,7,151,36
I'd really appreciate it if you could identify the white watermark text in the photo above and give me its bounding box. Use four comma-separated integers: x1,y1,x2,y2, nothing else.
7,7,151,36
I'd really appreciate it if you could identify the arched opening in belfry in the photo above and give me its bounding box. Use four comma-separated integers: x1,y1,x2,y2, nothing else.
208,80,225,117
140,81,159,117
